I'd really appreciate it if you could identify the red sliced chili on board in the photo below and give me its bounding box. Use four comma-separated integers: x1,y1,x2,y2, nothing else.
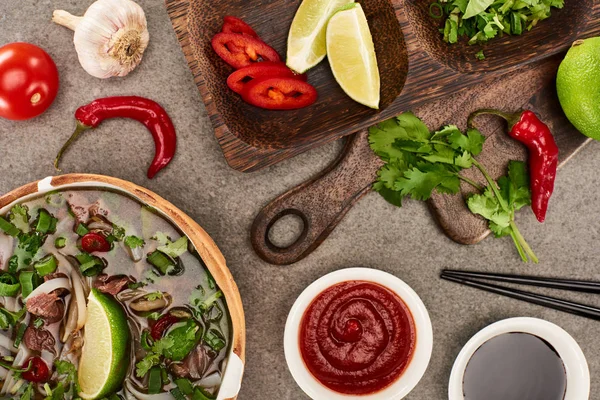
212,33,281,69
242,77,318,110
222,16,258,38
81,232,111,253
227,62,307,94
22,357,50,383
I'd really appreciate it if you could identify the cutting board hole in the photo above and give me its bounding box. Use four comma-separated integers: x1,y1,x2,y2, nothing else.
267,211,306,250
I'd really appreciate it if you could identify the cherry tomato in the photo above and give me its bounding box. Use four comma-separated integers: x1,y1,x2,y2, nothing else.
81,232,111,253
150,314,180,340
0,42,59,121
21,357,49,383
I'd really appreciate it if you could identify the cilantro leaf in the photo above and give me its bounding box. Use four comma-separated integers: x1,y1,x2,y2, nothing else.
157,236,188,258
394,164,461,201
124,235,145,249
9,205,30,233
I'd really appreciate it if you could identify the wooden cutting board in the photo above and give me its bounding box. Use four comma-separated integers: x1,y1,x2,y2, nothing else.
166,0,600,172
250,57,592,265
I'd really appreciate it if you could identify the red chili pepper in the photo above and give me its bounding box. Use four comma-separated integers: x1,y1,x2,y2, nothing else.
54,96,177,179
222,16,258,38
227,62,306,94
242,77,318,110
150,314,180,340
212,33,281,69
81,232,111,253
22,357,49,383
469,109,559,223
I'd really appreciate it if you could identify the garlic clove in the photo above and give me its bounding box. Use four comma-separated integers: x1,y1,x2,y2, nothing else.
53,0,149,79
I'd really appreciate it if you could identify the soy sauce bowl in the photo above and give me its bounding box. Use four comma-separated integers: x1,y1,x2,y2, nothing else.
284,268,433,400
448,317,590,400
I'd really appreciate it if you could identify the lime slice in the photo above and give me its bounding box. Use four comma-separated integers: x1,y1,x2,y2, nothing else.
287,0,354,73
326,3,380,109
78,289,130,399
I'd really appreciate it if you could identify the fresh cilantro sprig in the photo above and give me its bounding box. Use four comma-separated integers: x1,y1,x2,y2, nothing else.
436,0,564,53
369,112,538,263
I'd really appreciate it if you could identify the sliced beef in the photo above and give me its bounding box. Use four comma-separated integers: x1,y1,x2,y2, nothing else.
88,202,109,218
43,272,69,282
26,292,65,324
23,324,55,353
93,275,133,296
169,345,210,380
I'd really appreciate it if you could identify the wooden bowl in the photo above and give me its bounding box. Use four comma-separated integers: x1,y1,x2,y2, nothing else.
0,174,246,400
187,0,408,149
404,0,593,73
180,0,599,163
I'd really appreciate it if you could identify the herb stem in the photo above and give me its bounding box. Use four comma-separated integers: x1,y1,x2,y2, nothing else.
472,159,510,212
509,221,539,263
509,231,528,263
457,175,485,191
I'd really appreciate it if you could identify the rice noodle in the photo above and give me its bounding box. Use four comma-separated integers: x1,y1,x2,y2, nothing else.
41,349,54,367
0,367,7,379
0,234,14,271
1,296,17,313
124,380,174,400
0,334,16,353
70,271,87,331
62,294,79,342
24,278,70,302
198,372,222,389
1,346,30,395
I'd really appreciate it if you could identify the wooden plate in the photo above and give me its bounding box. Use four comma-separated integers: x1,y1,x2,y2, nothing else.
182,0,598,152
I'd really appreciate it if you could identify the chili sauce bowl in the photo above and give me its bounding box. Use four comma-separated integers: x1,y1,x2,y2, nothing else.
0,174,246,400
448,317,590,400
284,267,433,399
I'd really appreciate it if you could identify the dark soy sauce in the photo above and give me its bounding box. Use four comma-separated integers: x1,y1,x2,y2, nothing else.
463,333,567,400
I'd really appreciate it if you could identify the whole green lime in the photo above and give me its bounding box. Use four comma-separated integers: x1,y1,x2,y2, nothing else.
557,37,600,141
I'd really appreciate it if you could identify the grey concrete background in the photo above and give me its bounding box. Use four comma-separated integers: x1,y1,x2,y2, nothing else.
1,1,599,399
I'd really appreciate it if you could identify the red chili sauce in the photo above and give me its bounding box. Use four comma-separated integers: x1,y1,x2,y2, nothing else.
299,281,416,395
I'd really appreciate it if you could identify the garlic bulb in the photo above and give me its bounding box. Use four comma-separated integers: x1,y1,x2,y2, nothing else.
52,0,149,79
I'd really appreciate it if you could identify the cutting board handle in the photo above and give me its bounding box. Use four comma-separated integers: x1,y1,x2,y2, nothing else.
250,130,383,265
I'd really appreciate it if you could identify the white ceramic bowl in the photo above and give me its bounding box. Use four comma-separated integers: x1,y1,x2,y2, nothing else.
448,317,590,400
284,268,433,400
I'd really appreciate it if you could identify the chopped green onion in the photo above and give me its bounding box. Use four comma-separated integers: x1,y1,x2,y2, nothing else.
50,382,64,400
33,318,44,329
19,271,40,298
33,209,57,234
203,329,226,352
175,379,194,395
147,312,161,321
0,217,20,237
147,250,175,275
148,366,162,394
0,307,26,329
429,2,443,19
33,254,58,276
75,223,89,236
140,330,153,352
0,273,20,297
43,383,52,397
54,237,67,249
170,388,186,400
75,253,105,277
13,323,27,348
192,387,216,400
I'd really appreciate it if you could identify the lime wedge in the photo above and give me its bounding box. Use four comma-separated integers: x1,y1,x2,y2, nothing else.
78,289,130,399
326,3,380,109
287,0,355,73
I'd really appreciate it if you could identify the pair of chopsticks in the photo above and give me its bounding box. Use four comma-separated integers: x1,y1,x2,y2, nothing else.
441,269,600,320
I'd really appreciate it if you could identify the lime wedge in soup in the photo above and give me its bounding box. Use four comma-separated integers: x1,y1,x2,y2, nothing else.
78,289,130,399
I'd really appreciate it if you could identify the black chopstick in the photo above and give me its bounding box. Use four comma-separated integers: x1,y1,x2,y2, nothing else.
441,273,600,321
442,269,600,294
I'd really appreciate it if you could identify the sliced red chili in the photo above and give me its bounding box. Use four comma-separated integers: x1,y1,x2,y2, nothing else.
22,357,49,383
222,16,258,38
81,232,111,253
212,33,281,69
227,62,307,94
150,314,181,340
242,77,318,110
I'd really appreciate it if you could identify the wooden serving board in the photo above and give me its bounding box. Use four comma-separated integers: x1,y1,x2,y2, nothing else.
250,57,592,265
166,0,600,172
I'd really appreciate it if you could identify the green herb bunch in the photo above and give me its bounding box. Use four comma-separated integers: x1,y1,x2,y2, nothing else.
432,0,565,48
369,112,538,263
